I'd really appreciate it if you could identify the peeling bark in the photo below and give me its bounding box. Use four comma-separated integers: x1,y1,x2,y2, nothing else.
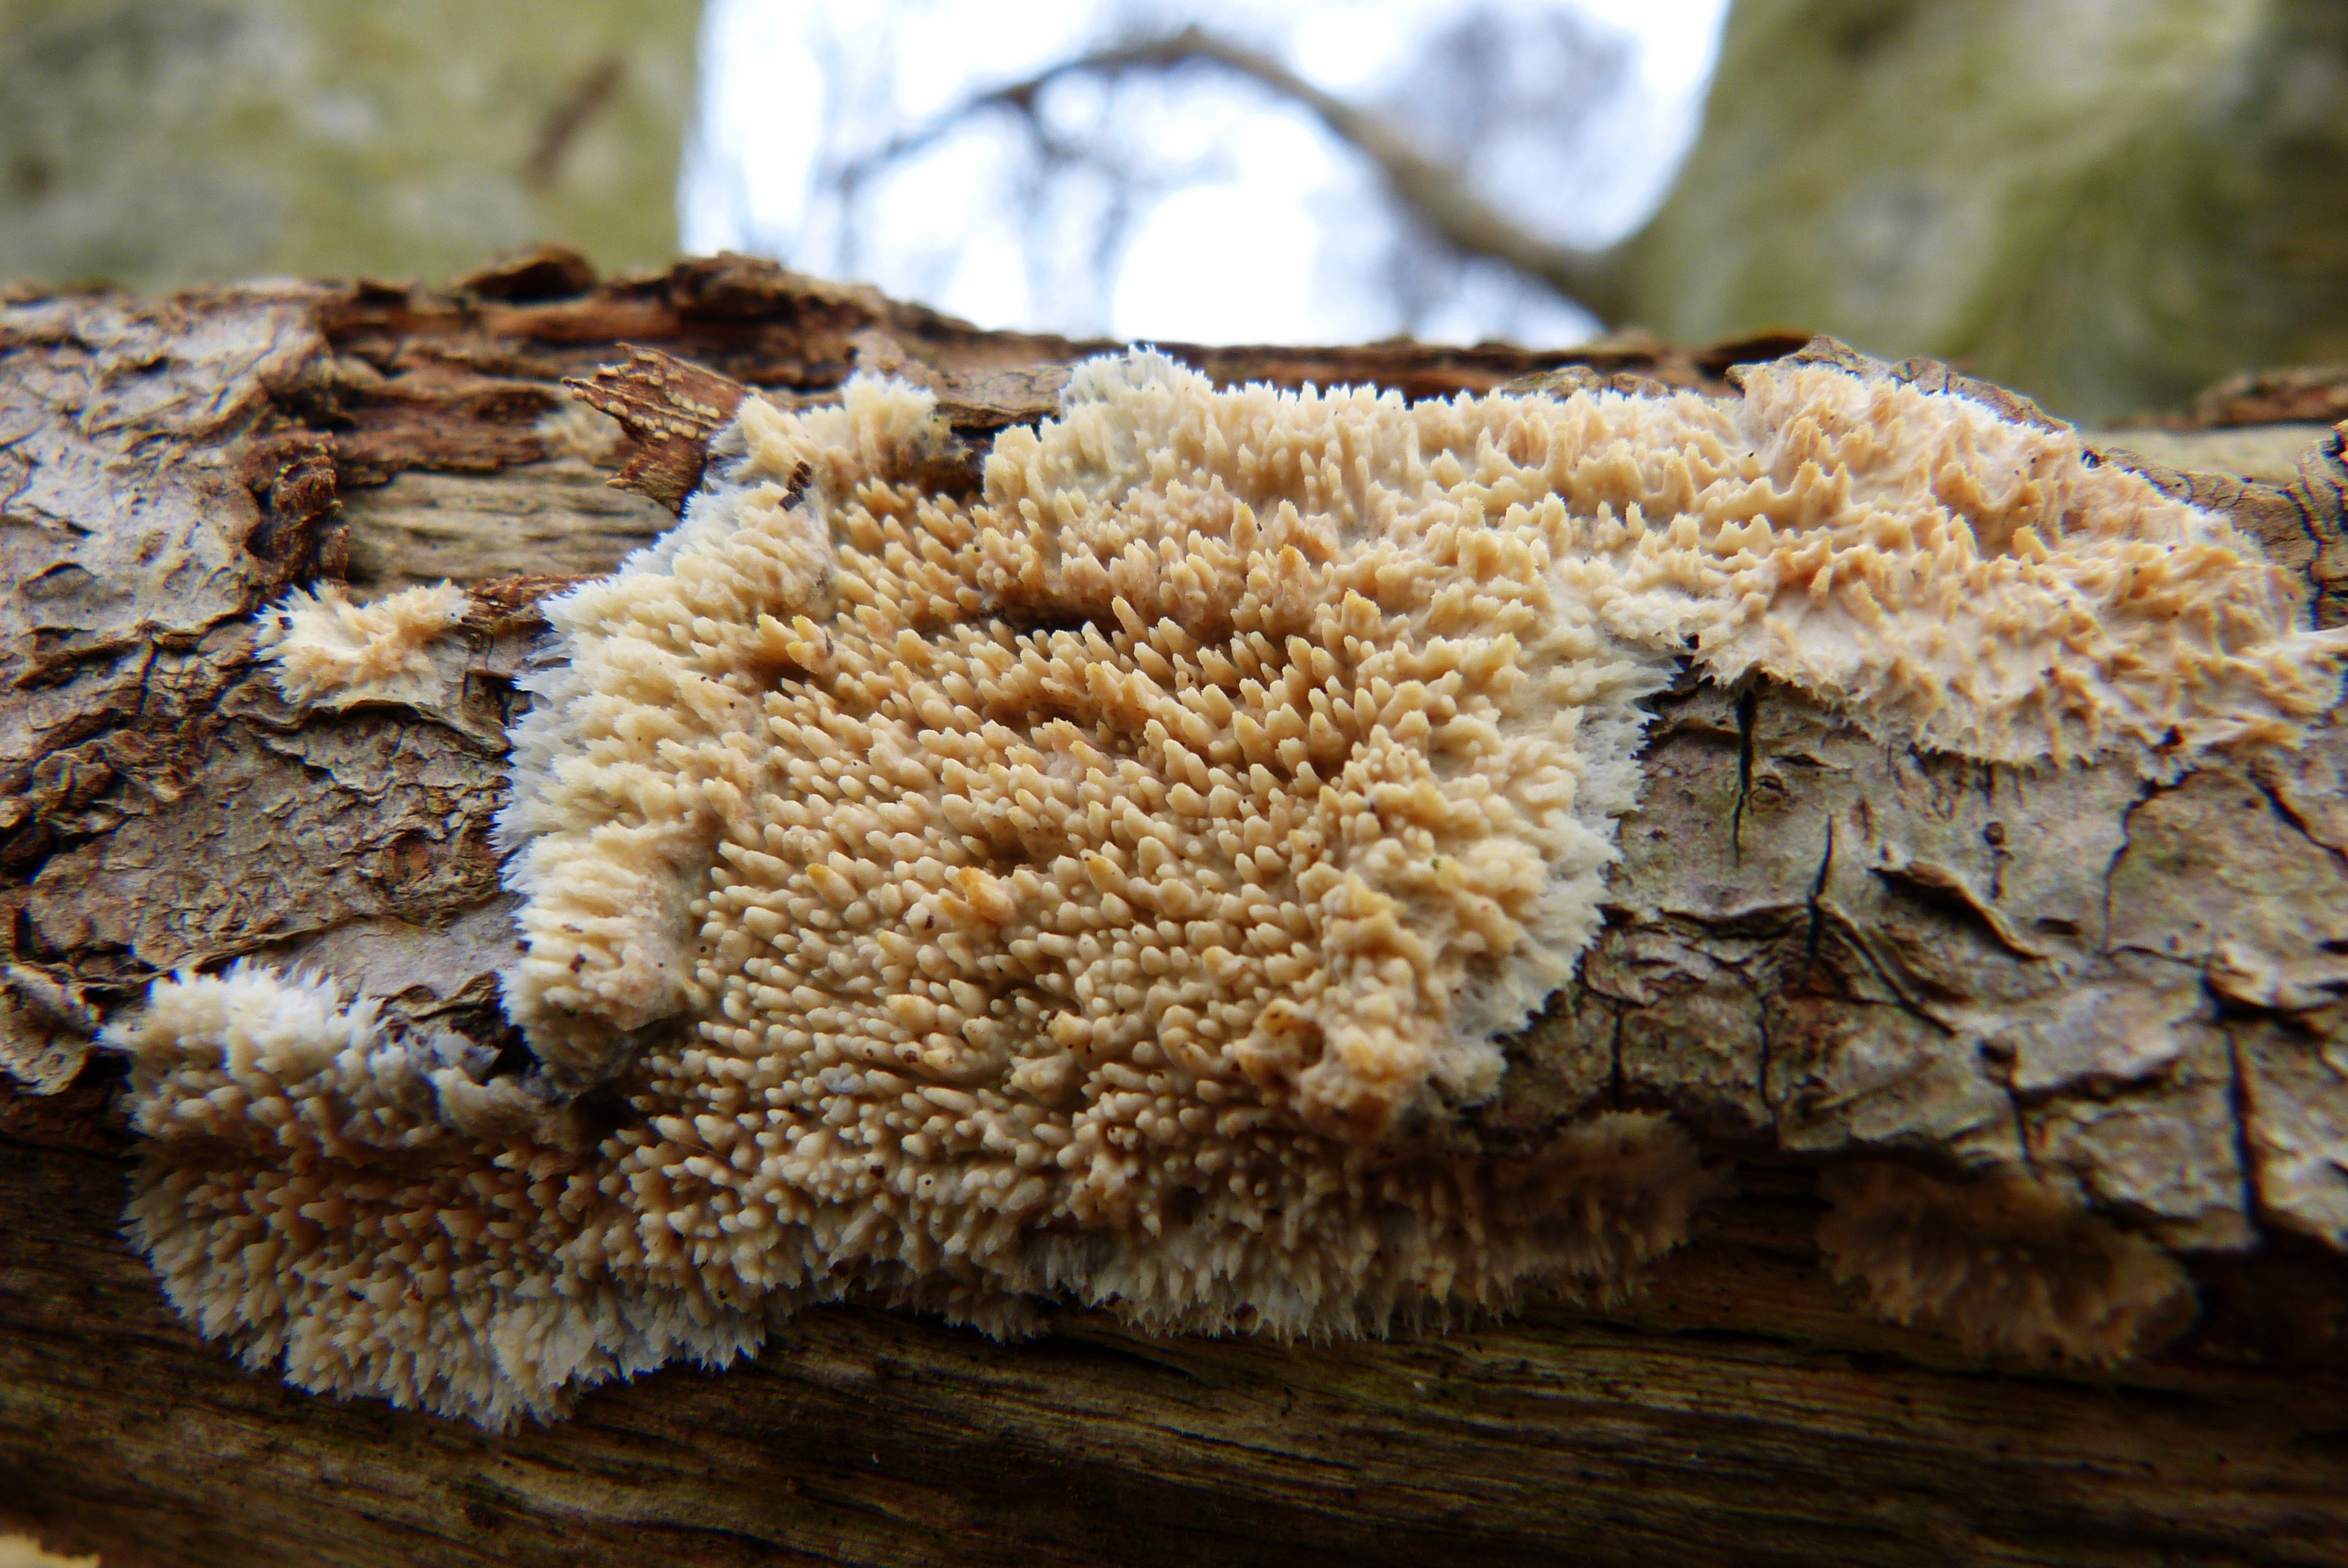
4,258,2347,1567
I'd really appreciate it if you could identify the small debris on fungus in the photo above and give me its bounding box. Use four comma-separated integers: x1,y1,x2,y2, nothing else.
110,350,2342,1424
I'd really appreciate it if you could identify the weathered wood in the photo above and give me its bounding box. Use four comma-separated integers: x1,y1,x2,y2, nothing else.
567,346,747,511
4,258,2348,1567
8,1126,2348,1568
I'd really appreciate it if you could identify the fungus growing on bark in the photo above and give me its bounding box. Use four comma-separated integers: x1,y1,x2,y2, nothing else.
504,352,2340,1088
0,1533,100,1568
536,393,630,468
109,964,760,1427
111,961,1703,1423
1816,1164,2196,1364
258,580,468,709
111,349,2338,1424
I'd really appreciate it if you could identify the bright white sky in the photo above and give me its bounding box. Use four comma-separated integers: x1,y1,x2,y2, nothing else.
683,0,1730,346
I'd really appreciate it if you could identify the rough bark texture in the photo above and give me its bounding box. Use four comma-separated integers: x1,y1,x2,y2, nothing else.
4,256,2347,1567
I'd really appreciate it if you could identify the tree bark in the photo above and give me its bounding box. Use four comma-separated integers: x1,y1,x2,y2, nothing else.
4,255,2347,1568
1622,0,2348,422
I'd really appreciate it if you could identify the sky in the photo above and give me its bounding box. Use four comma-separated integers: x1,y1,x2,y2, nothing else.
682,0,1731,347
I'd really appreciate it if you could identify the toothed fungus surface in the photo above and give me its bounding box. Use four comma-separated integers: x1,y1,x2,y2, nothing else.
112,961,1702,1423
258,580,468,708
114,350,2338,1423
537,394,630,468
1816,1164,2197,1364
112,964,761,1428
502,353,2342,1089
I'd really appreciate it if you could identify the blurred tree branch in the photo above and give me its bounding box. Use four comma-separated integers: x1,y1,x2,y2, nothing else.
846,24,1632,329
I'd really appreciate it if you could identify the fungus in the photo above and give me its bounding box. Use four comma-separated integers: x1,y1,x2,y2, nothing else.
1816,1163,2196,1364
536,393,630,468
112,959,1703,1422
110,963,761,1427
0,1534,99,1568
113,350,2337,1422
257,580,468,709
502,353,2342,1090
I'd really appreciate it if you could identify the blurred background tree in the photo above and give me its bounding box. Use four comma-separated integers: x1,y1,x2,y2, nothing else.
5,0,2346,420
689,0,2348,420
0,0,694,288
681,0,1709,350
1625,0,2348,419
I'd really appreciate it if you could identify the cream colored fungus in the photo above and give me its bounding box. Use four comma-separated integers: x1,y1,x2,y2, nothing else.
258,580,468,709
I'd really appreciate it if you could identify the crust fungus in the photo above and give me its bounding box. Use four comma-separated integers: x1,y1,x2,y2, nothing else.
0,1534,99,1568
110,350,2342,1423
1816,1164,2197,1364
257,580,469,709
536,393,630,468
111,964,757,1427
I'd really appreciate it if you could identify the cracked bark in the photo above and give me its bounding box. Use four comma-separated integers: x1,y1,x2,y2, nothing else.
4,255,2348,1568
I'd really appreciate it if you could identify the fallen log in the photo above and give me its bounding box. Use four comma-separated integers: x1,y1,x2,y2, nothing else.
4,252,2347,1567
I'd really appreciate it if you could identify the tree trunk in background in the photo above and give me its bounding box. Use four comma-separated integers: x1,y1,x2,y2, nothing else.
4,257,2348,1567
1624,0,2348,423
0,0,696,291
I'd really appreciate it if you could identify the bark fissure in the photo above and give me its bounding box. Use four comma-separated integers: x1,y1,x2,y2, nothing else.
2248,765,2348,880
1799,817,1836,982
2218,1020,2269,1242
1729,682,1760,863
2100,779,2161,958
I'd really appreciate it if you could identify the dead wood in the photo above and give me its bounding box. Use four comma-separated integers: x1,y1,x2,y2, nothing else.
3,256,2347,1568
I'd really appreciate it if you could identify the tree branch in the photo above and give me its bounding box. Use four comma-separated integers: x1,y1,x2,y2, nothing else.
851,25,1632,325
6,259,2346,1567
